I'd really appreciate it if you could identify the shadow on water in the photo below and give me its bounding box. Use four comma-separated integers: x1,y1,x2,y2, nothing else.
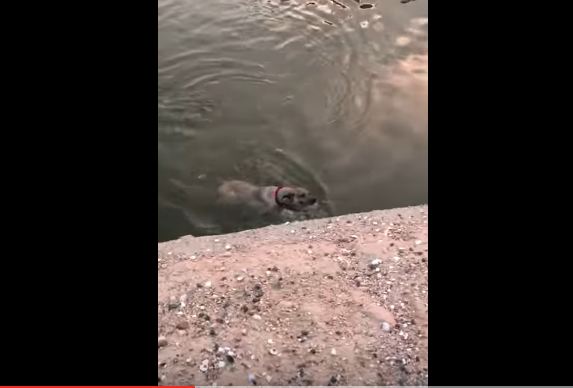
158,0,427,241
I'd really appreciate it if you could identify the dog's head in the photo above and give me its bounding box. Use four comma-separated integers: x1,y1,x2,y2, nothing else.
276,187,317,211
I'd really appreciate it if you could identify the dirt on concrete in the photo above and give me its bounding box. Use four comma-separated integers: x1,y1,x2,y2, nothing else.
158,205,428,386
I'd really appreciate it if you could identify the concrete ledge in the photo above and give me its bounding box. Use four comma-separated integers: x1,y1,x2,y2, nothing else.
158,205,428,386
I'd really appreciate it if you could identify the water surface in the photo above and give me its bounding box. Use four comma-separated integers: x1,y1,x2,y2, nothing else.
158,0,428,241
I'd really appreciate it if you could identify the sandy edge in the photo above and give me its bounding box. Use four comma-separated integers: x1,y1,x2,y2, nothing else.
158,205,428,386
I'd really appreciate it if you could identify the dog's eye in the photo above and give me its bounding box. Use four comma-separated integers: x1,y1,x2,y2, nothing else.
300,193,306,198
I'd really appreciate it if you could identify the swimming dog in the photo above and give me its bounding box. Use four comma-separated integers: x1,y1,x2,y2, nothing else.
217,180,317,215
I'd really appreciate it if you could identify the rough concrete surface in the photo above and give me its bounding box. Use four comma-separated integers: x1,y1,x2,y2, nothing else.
158,205,428,386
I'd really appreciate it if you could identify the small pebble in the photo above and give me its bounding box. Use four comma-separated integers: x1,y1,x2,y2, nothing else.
204,281,212,288
176,321,189,330
269,348,278,355
225,244,232,250
331,348,337,355
369,258,382,270
199,359,209,372
248,372,257,385
158,336,168,347
218,360,226,368
381,321,391,331
253,314,262,320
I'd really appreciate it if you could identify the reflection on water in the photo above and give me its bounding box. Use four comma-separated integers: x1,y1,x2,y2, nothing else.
158,0,427,241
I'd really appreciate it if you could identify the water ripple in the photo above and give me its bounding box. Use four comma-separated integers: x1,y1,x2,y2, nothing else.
158,0,428,239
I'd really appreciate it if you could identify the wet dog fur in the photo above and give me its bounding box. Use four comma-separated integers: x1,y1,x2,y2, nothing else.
217,180,317,216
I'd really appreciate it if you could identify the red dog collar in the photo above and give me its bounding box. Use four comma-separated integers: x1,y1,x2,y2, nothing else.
274,186,284,207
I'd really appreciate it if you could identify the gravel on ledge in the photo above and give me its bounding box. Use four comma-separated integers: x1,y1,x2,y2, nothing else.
158,205,428,386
